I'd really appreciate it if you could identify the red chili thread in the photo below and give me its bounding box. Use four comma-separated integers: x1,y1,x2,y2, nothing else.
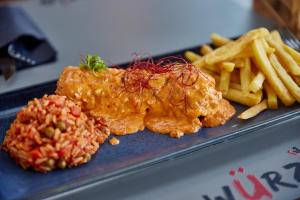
121,54,212,111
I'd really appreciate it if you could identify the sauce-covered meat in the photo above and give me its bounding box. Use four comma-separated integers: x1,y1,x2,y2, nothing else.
202,99,236,127
56,62,235,137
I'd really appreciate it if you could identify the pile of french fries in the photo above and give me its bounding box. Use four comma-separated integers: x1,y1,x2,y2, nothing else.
184,28,300,119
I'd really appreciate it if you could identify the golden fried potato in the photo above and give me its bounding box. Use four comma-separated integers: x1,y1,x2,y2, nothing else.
249,71,265,93
269,54,300,103
261,38,275,55
240,58,251,94
238,100,268,119
223,88,262,106
284,44,300,65
200,44,213,55
210,33,231,47
252,39,295,106
186,28,300,120
235,47,253,59
194,28,269,67
220,62,235,72
219,69,231,95
270,30,283,44
233,59,245,68
293,76,300,86
184,51,202,62
266,37,300,76
263,82,278,109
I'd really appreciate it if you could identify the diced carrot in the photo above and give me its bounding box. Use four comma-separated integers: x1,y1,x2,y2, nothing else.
30,149,42,160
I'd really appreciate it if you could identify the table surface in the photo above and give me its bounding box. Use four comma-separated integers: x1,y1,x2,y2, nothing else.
1,0,300,200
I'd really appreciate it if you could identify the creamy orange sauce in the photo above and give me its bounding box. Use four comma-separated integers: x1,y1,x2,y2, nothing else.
56,66,235,137
202,99,236,127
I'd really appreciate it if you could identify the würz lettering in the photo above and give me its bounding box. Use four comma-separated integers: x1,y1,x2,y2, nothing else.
202,162,300,200
288,147,300,156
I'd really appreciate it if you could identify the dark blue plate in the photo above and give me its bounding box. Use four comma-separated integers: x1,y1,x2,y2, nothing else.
1,45,300,200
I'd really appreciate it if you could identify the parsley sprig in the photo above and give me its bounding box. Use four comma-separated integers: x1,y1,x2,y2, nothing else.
79,54,107,72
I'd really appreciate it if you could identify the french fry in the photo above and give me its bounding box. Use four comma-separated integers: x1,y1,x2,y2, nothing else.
223,88,262,106
210,33,231,47
284,44,300,64
184,51,201,62
261,38,275,55
249,71,265,93
263,82,278,109
196,45,221,74
269,31,300,67
219,69,231,95
266,37,300,76
240,58,251,93
233,59,245,68
192,58,205,68
293,76,300,86
196,28,269,67
238,100,268,119
270,30,283,44
187,28,300,120
269,54,300,103
220,62,235,72
200,44,213,55
204,65,219,73
213,75,241,90
235,47,253,59
252,39,295,106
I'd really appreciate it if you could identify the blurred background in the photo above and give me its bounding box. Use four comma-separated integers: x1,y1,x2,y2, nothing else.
0,0,279,93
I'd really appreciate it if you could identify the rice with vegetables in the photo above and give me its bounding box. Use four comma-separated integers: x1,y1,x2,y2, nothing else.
2,95,110,172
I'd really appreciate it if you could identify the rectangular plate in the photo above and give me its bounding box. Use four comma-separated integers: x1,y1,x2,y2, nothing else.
1,44,300,200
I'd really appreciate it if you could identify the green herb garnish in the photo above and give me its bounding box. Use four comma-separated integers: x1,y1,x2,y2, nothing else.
79,54,107,72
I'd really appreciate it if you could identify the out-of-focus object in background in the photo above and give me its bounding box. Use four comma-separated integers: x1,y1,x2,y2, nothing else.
254,0,300,38
39,0,78,6
0,6,56,80
0,57,15,80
